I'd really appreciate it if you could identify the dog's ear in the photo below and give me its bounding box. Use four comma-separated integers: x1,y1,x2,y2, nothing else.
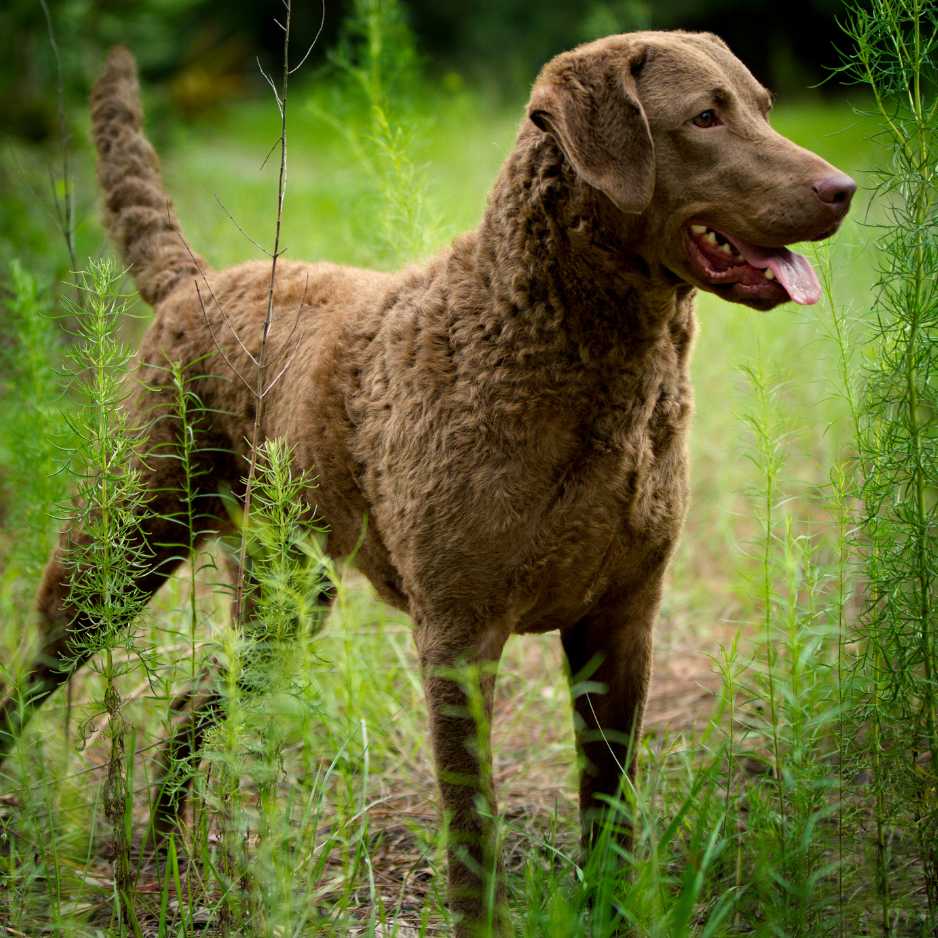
528,47,654,215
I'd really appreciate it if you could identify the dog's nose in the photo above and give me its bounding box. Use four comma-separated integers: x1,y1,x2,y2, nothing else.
813,173,857,211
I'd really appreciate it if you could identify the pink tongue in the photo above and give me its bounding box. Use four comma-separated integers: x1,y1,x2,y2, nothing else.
726,238,821,305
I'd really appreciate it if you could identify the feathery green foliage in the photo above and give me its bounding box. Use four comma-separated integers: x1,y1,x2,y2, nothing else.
59,259,153,932
315,0,441,265
836,0,938,926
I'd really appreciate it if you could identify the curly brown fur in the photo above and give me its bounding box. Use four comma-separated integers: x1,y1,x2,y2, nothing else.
91,47,205,305
1,34,855,936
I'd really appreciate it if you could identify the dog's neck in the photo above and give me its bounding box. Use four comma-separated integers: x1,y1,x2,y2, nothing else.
370,125,697,424
467,124,691,360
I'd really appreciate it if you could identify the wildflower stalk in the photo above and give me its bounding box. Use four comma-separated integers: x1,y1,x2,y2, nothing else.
222,438,329,928
819,244,861,938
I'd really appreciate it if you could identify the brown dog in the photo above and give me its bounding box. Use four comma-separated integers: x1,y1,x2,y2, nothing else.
1,31,853,935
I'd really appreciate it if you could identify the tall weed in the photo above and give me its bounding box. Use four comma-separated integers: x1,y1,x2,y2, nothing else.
315,0,440,265
59,259,153,933
836,0,938,926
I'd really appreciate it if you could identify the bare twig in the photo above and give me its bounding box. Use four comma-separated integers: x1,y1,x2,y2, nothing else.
213,194,273,258
290,1,327,76
38,0,82,309
168,1,323,633
256,60,284,117
172,216,259,369
261,273,309,398
259,137,282,171
194,282,257,397
232,0,298,627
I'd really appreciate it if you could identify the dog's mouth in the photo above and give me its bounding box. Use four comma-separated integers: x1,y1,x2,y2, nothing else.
684,223,821,309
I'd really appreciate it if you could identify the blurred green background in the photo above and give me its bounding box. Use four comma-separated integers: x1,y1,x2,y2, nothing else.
0,0,871,292
2,0,850,142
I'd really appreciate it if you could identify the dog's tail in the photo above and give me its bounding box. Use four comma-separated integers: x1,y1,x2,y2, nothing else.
91,47,205,306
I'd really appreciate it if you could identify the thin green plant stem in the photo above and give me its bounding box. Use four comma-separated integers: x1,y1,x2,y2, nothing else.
746,362,787,844
37,0,82,309
820,245,858,938
169,364,202,691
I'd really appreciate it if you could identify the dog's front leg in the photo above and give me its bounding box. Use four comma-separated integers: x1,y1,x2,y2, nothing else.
413,617,509,937
561,576,662,853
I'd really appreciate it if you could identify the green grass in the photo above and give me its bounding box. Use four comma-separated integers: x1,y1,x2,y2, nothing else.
0,33,932,938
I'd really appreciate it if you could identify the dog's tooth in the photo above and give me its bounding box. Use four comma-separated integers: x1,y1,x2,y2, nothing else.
764,268,775,280
718,242,732,255
690,224,706,235
704,231,718,245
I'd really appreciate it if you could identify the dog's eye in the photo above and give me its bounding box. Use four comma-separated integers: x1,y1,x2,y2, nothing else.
691,109,722,128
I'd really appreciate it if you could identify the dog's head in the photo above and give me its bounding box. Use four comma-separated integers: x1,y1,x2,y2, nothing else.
527,31,854,310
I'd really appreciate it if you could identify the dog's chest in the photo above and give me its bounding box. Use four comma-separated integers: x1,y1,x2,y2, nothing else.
503,380,691,630
344,298,695,628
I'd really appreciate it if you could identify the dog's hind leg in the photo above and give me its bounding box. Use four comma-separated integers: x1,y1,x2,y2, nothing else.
0,386,226,769
148,665,223,842
149,550,334,843
0,497,215,768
